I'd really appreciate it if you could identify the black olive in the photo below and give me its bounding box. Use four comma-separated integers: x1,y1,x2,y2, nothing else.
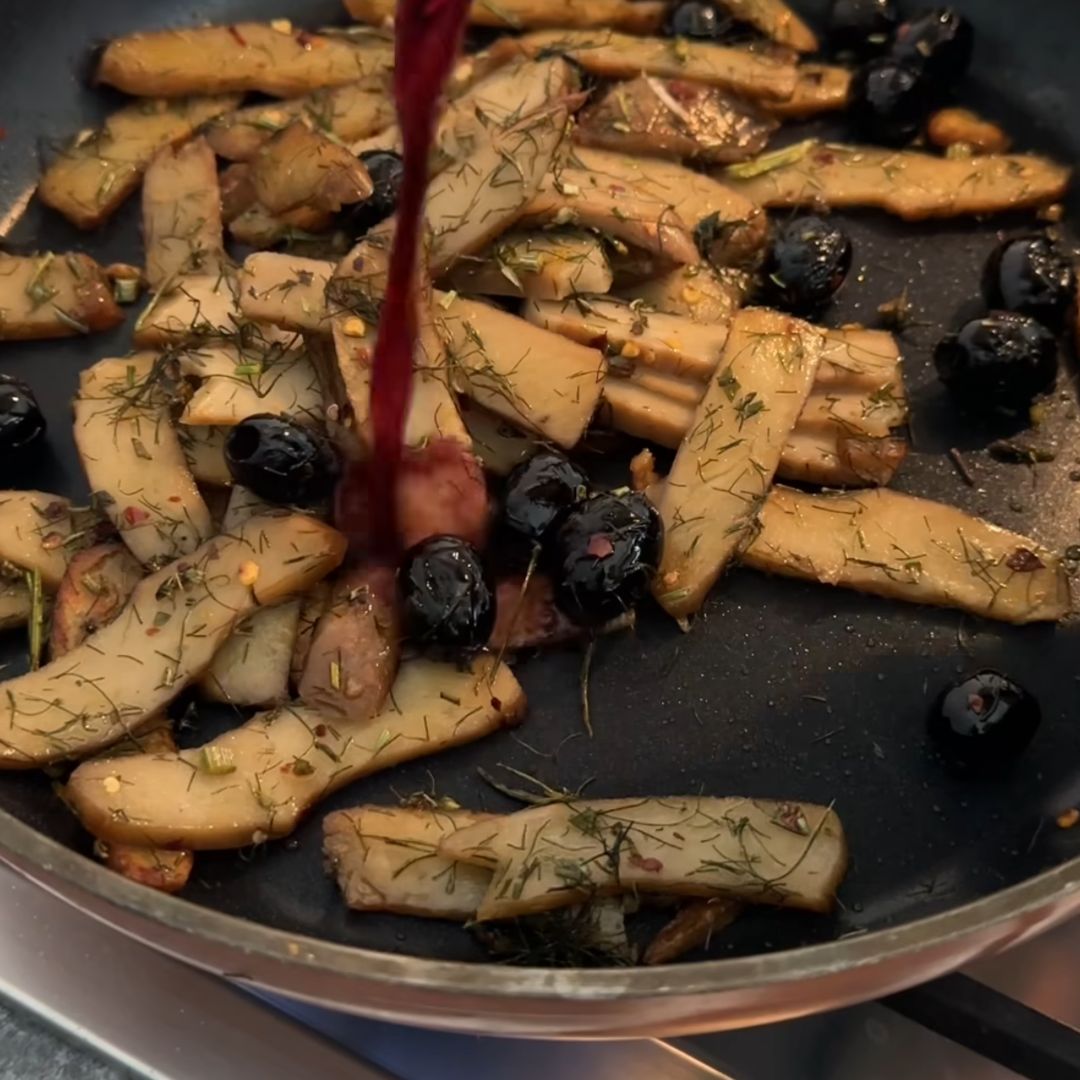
934,312,1058,415
502,451,589,548
891,7,974,88
0,375,46,463
762,215,852,314
928,670,1040,772
224,414,340,506
551,491,662,626
983,235,1076,331
665,1,734,40
348,150,404,235
829,0,900,57
849,57,935,146
401,535,495,653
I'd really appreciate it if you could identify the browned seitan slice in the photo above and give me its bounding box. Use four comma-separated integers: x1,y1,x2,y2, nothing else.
762,65,852,119
744,486,1070,624
343,0,667,31
0,253,124,339
725,142,1071,220
38,96,240,230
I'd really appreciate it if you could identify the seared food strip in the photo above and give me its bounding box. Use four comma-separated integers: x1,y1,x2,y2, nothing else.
654,308,824,619
527,147,766,269
0,515,345,768
444,230,613,302
763,65,852,120
725,143,1071,221
0,253,123,340
715,0,817,52
425,97,575,275
440,796,848,921
49,543,143,660
75,355,212,565
200,489,302,707
132,273,243,348
323,805,496,919
525,296,731,382
178,338,325,427
49,549,193,895
0,493,108,590
643,899,743,965
142,138,225,288
240,254,334,334
178,426,231,487
577,77,778,164
251,123,373,215
505,31,799,103
38,96,240,230
617,265,751,325
601,378,908,488
205,78,395,162
343,0,666,31
298,563,401,725
97,23,394,98
66,657,524,848
436,295,607,449
745,487,1070,624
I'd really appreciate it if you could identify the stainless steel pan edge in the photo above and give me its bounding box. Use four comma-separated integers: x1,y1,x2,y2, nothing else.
3,814,1080,1037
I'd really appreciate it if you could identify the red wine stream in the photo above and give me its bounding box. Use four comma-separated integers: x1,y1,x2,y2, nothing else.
366,0,471,553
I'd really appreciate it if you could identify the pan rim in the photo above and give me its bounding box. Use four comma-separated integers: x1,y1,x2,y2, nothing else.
3,806,1079,1001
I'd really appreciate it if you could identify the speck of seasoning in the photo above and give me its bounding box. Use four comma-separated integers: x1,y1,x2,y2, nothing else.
239,561,260,586
103,775,121,794
343,316,367,338
286,941,301,956
252,830,269,845
1057,808,1079,830
271,18,293,33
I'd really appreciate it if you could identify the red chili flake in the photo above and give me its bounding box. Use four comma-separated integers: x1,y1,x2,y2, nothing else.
586,534,615,559
666,80,698,102
0,128,7,141
773,802,810,836
280,762,293,774
40,532,63,551
123,506,150,526
227,24,248,46
629,854,663,873
1006,547,1045,572
167,496,182,503
587,333,608,351
314,724,328,737
43,500,67,521
815,151,837,166
146,627,160,637
968,692,987,715
296,30,319,48
491,696,502,710
607,183,626,195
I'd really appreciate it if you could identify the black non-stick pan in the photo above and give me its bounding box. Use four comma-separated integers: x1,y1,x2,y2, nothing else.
0,0,1079,1039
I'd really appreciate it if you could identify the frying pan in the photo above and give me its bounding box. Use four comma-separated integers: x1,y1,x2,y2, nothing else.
0,0,1079,1040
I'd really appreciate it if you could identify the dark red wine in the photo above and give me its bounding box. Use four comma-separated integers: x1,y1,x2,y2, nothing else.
367,0,471,550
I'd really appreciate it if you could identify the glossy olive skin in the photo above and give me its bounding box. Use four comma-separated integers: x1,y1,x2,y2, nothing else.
502,451,589,547
934,312,1058,415
665,1,732,39
551,492,662,626
928,670,1041,772
762,215,852,314
0,376,46,462
224,414,340,506
401,535,496,653
849,57,935,146
349,150,404,235
891,7,974,87
982,236,1077,331
829,0,900,57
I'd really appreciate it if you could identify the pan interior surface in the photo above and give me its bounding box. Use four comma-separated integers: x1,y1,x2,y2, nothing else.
0,0,1078,973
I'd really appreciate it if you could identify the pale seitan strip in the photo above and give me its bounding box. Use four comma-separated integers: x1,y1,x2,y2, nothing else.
744,486,1070,624
205,78,395,162
66,657,524,849
507,30,799,103
323,805,496,919
142,137,225,288
344,0,667,31
0,515,346,768
0,492,103,591
97,23,393,97
654,308,823,619
75,355,212,566
0,253,124,339
762,65,852,120
725,143,1071,220
440,796,848,921
437,295,607,450
39,96,240,230
616,265,751,325
239,253,335,334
